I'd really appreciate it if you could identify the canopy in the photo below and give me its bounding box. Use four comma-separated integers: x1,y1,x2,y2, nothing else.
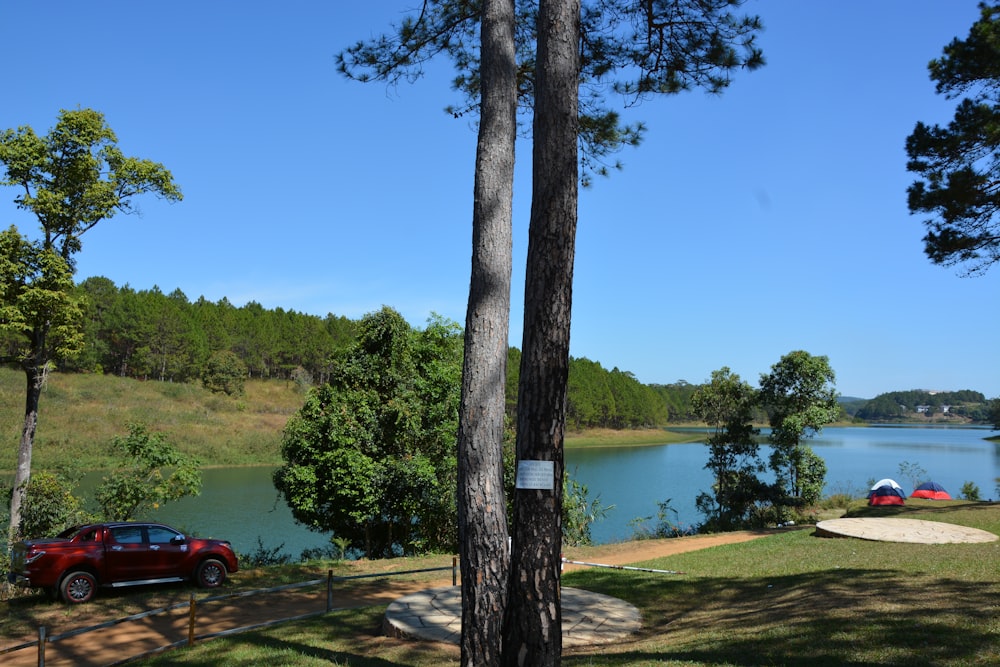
911,481,952,500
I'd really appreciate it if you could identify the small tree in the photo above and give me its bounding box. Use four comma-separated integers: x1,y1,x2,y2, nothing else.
0,226,85,541
759,351,839,517
95,423,201,521
692,368,766,530
960,481,982,501
0,108,181,539
273,308,463,558
898,460,929,491
202,349,248,396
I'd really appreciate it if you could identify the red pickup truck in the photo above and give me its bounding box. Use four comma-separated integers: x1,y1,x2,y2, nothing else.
8,522,239,603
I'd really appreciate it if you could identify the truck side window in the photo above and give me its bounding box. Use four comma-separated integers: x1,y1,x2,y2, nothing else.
111,526,144,544
148,526,180,544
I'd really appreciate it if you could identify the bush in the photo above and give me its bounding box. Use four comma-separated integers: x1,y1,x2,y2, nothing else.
629,499,700,539
202,350,248,397
960,481,982,501
238,537,292,569
18,471,88,539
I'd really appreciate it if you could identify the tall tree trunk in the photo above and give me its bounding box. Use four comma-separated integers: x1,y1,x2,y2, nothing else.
9,362,46,542
502,0,579,665
458,1,517,665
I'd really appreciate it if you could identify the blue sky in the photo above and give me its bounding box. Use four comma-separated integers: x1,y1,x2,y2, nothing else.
2,1,997,400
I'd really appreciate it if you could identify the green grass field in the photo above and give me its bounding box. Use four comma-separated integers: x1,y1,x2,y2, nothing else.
123,502,999,666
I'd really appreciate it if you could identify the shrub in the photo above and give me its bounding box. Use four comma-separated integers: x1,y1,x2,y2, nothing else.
960,481,982,501
202,350,247,397
238,537,292,568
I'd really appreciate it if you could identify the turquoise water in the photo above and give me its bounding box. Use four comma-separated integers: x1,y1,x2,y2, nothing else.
566,425,1000,544
84,425,1000,553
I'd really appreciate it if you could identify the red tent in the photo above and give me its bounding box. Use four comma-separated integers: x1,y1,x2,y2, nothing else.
911,481,952,500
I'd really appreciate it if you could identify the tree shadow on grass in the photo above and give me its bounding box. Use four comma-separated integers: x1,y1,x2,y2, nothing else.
563,567,999,666
147,607,458,667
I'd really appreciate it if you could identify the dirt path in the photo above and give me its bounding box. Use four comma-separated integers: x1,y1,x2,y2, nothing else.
2,531,772,666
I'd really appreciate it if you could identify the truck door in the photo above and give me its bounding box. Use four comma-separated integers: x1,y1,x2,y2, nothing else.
105,525,151,581
144,524,190,578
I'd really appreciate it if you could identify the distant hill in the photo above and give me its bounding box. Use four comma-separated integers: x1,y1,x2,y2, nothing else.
853,389,989,423
837,396,871,419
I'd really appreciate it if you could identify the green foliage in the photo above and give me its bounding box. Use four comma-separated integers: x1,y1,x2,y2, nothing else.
566,357,668,429
0,108,182,261
0,226,85,366
94,423,202,521
988,398,1000,430
273,307,463,559
17,471,87,539
794,446,828,511
629,498,700,539
561,473,613,547
70,277,358,384
960,481,982,501
759,351,839,514
237,537,292,569
338,1,763,186
651,380,701,422
691,367,767,530
202,350,248,396
856,389,988,421
905,3,1000,275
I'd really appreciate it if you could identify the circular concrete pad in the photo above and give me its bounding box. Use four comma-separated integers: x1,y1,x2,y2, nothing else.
384,585,641,647
816,517,998,544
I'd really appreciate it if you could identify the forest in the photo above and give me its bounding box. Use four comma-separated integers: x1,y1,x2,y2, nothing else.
854,389,992,422
11,276,994,429
45,277,682,431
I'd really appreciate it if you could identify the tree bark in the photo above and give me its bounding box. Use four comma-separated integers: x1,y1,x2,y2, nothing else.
9,361,46,542
457,0,517,665
502,0,580,665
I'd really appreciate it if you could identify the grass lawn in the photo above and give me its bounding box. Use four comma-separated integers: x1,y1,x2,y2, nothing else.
120,502,1000,666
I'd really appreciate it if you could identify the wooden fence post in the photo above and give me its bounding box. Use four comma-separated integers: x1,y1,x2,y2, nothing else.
37,625,45,667
188,594,196,646
452,556,458,586
327,570,333,612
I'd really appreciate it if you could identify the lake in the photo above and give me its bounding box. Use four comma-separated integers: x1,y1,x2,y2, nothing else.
132,425,998,555
568,425,1000,544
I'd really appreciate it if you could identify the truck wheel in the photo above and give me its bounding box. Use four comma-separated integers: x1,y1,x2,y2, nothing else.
196,558,226,588
60,571,97,604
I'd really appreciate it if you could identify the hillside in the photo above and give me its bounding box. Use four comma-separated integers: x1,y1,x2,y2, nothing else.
0,369,303,471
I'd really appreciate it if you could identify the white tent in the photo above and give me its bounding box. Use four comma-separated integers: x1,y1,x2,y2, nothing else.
870,478,903,491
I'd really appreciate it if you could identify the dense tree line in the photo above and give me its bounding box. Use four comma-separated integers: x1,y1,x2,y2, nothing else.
44,277,679,429
59,277,358,384
25,276,995,429
564,358,668,428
